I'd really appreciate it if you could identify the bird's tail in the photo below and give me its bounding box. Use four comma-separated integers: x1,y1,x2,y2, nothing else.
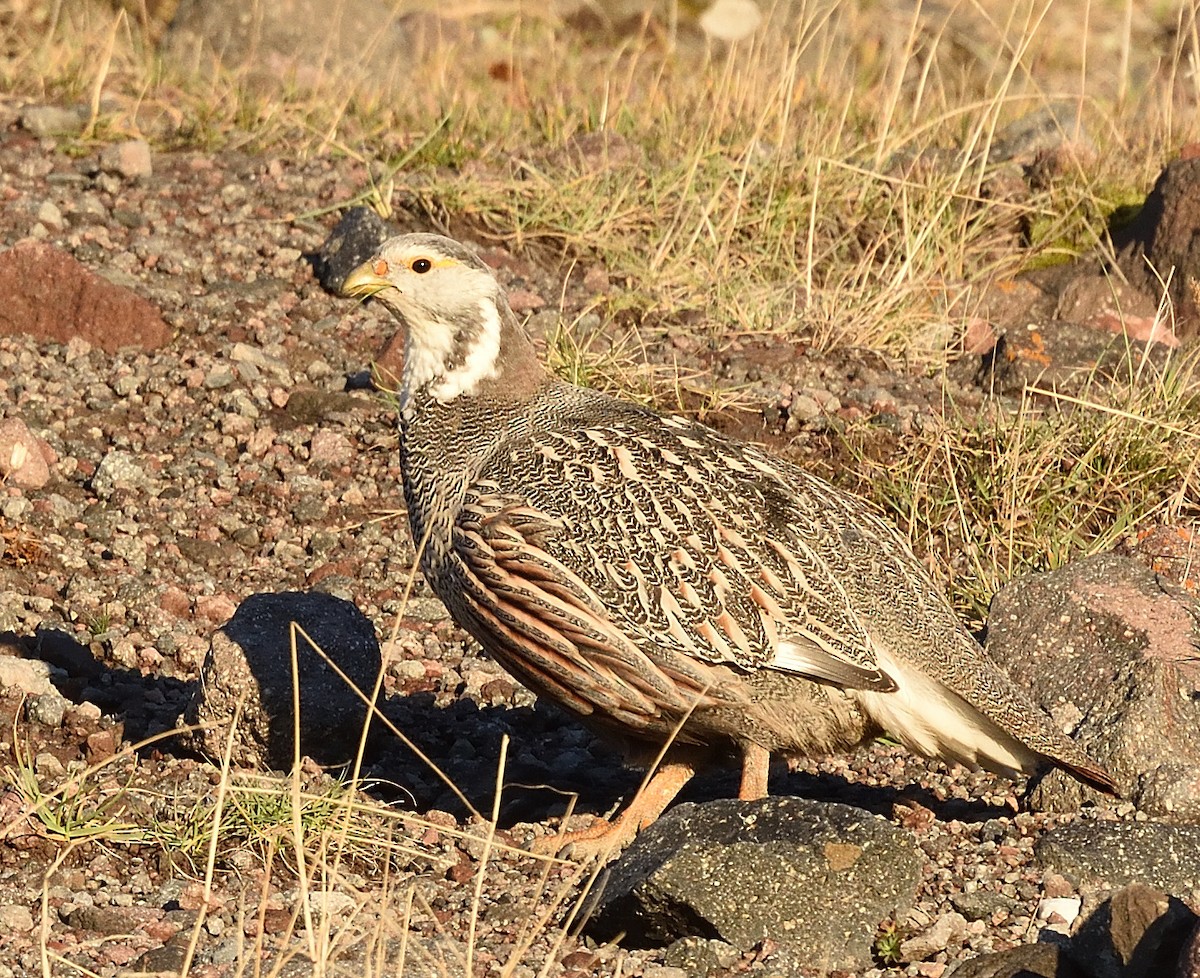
855,650,1118,795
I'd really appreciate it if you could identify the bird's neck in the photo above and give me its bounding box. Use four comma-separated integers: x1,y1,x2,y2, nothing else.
399,297,545,413
397,296,554,544
397,338,557,573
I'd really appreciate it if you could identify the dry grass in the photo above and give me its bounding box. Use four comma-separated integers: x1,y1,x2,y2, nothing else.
3,0,1198,359
844,342,1200,621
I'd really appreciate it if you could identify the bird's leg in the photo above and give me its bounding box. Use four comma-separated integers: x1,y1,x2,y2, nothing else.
739,742,770,799
532,759,696,862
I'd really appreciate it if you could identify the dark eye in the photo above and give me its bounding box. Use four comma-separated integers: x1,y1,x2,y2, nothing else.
411,258,432,273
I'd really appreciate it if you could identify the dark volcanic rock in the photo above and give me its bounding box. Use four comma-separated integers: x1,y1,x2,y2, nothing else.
311,206,394,295
1035,820,1200,894
180,591,382,769
1114,155,1200,340
586,796,922,971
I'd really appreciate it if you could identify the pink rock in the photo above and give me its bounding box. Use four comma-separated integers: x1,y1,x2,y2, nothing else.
310,429,353,468
158,586,191,618
507,288,546,313
962,316,998,355
195,594,238,625
99,139,152,179
0,241,169,352
0,418,51,488
1089,311,1179,348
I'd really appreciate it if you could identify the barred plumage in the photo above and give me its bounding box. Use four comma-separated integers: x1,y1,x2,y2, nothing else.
342,233,1116,860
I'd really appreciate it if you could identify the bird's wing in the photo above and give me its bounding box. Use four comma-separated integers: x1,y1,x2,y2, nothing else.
450,487,746,734
476,410,898,694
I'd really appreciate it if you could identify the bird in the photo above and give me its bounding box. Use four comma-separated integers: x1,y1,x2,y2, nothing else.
340,232,1117,861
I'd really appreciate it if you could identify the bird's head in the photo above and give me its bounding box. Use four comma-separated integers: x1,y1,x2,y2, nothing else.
342,233,539,405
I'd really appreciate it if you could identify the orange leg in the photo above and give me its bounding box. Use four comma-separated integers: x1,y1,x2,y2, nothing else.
739,742,771,800
532,760,696,862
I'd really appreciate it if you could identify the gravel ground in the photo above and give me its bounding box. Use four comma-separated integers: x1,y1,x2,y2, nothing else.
0,115,1136,978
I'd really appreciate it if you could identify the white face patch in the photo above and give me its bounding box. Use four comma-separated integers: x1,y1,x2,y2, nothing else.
402,297,503,407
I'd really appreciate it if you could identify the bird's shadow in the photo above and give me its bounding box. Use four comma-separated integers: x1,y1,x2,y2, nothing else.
3,624,1013,831
374,689,1017,829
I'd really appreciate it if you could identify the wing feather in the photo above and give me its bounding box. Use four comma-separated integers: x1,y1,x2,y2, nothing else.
450,492,744,732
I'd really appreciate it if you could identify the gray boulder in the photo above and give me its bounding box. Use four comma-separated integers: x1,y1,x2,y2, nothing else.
585,796,922,971
1035,820,1200,895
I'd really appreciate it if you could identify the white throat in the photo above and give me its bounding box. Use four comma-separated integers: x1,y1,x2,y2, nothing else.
401,297,503,408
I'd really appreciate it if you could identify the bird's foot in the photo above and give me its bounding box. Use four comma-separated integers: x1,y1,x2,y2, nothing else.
529,813,637,863
530,760,696,864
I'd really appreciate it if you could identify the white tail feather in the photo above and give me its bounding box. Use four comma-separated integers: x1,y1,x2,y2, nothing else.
854,650,1040,779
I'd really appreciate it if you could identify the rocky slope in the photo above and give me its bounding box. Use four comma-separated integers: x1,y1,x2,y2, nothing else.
1,96,1199,978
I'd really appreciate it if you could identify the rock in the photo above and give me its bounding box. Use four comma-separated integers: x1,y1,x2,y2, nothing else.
25,692,67,728
950,891,1018,922
86,729,117,761
302,890,357,916
1051,271,1169,344
1114,156,1200,340
203,365,236,389
279,390,360,426
311,206,394,295
585,797,922,971
1036,896,1082,927
1036,821,1200,894
0,904,35,934
984,552,1200,818
131,941,189,976
180,591,382,769
0,418,51,489
506,288,545,313
98,140,153,180
0,657,59,697
1119,524,1200,592
946,942,1087,978
91,450,153,499
988,101,1093,165
901,911,970,961
65,904,141,935
661,937,741,973
1070,883,1198,978
20,104,88,137
788,393,822,423
308,429,353,468
36,200,65,230
229,342,290,378
0,241,170,353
